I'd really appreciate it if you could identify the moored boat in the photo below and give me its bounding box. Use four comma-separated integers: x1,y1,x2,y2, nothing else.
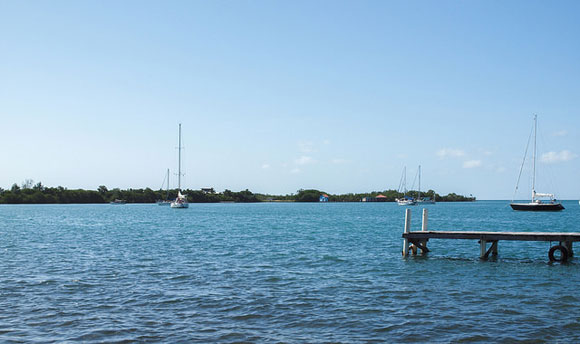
396,166,416,206
510,198,564,211
170,124,189,209
510,115,564,212
415,165,436,205
156,168,171,206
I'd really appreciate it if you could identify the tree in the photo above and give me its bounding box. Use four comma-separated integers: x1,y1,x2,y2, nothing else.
98,185,108,194
21,179,34,189
295,189,324,202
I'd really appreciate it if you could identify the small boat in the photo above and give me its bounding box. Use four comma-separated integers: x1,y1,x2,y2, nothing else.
110,199,126,205
156,168,171,206
170,124,189,209
396,166,416,206
397,197,417,206
510,115,564,211
416,197,435,205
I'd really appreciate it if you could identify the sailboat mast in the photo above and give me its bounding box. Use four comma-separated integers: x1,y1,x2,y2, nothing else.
178,123,182,191
532,115,537,201
166,168,170,200
403,166,407,195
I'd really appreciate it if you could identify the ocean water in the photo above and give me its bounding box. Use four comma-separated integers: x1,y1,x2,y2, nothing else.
1,201,580,343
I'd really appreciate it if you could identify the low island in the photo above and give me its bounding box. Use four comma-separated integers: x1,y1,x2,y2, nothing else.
0,181,475,204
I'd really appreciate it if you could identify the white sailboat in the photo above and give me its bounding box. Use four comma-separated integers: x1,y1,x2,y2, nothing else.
510,115,564,211
396,166,416,206
171,123,189,209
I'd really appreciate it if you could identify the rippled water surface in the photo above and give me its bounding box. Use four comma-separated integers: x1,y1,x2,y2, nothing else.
1,201,580,342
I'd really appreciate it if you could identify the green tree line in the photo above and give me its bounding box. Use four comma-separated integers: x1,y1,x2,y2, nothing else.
0,181,475,204
285,189,475,202
0,182,261,204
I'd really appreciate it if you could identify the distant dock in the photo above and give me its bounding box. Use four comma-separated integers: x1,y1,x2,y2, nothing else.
402,209,579,262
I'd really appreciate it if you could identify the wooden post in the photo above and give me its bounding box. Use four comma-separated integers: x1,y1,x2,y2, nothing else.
420,208,428,253
402,209,411,257
492,241,498,256
480,240,487,259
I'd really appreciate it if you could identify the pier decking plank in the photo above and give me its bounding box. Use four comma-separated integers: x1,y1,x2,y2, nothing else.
403,231,580,242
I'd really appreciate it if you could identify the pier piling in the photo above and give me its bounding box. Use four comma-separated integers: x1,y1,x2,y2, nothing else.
421,209,428,253
402,208,411,257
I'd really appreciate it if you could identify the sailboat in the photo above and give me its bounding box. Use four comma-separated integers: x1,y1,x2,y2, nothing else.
415,165,436,205
510,115,564,211
171,124,189,209
396,166,416,206
156,168,171,205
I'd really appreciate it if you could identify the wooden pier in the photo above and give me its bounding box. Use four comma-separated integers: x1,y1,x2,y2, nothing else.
402,209,579,262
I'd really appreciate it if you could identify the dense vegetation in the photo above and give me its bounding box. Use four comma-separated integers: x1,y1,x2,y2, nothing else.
285,189,475,202
0,181,475,204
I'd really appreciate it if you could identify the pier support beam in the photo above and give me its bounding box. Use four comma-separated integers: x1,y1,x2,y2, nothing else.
402,209,411,257
481,241,498,259
564,241,574,257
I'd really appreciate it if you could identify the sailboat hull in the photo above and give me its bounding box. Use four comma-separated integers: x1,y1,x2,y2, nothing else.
416,200,436,205
170,202,189,208
510,203,564,211
396,199,416,206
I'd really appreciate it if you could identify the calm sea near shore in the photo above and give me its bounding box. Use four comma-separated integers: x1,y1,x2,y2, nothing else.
1,201,580,342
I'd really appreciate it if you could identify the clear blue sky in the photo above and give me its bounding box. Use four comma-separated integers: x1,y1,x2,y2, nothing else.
1,1,579,199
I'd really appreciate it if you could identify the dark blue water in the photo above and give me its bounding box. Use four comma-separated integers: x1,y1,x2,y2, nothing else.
1,201,580,342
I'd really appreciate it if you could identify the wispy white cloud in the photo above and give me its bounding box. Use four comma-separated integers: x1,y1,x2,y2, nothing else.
298,141,316,153
290,168,301,174
261,163,270,169
323,139,331,145
437,148,465,159
553,130,568,137
331,158,349,164
295,156,316,165
540,150,577,163
463,160,482,168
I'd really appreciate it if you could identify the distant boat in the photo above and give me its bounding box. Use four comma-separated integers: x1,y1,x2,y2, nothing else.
110,199,126,205
510,115,564,211
171,124,189,209
415,165,436,205
156,168,171,206
396,166,416,206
